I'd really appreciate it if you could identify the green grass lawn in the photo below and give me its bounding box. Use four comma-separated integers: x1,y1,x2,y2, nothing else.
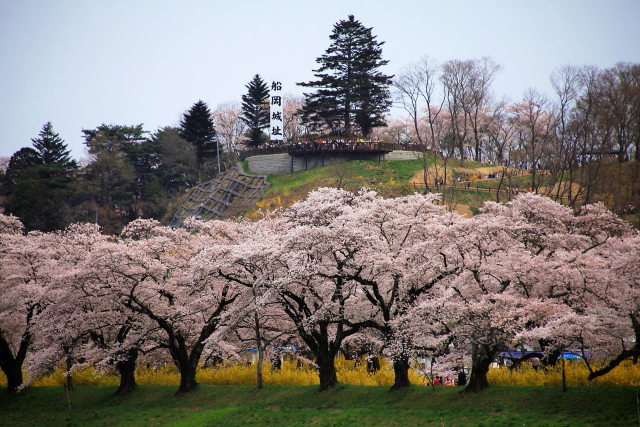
1,385,636,426
245,159,425,214
263,159,425,193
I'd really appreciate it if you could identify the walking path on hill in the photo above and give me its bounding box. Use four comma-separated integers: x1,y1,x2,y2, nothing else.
410,180,583,204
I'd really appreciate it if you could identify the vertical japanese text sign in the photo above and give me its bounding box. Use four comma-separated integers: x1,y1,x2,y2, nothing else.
270,81,283,142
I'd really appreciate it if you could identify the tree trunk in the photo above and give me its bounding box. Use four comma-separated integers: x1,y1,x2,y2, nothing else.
561,355,567,392
1,333,27,393
317,351,338,392
3,361,23,394
114,350,138,396
496,168,506,203
64,355,74,392
389,356,411,391
177,363,198,394
464,345,495,393
256,347,264,390
254,309,264,390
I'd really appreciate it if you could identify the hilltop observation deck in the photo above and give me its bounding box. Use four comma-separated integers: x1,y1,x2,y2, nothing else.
241,138,398,174
242,139,394,157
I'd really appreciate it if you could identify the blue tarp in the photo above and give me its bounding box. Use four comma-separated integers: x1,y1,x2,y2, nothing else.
498,351,585,360
247,346,298,353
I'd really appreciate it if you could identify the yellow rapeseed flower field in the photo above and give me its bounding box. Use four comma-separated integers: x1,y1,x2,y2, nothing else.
487,360,640,387
2,358,639,387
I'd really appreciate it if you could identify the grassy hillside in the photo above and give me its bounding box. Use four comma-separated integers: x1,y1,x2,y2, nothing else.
1,385,635,426
242,158,498,218
241,156,639,225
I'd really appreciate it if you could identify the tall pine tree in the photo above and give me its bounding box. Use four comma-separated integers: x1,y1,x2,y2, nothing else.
4,123,77,231
31,122,77,170
180,100,218,182
240,74,270,147
298,15,393,137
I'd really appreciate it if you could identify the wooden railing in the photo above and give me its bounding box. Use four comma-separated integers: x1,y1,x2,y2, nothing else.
410,181,583,204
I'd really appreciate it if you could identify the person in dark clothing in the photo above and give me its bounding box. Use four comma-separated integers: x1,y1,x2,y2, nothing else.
457,370,467,386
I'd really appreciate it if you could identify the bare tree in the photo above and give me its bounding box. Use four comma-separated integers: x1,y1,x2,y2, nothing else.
548,65,583,204
441,60,473,165
597,64,636,162
394,56,445,191
440,58,502,164
465,57,501,162
328,159,355,189
394,57,444,148
485,101,517,202
510,89,555,192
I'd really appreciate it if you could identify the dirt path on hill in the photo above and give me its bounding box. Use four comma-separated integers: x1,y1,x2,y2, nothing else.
537,181,584,198
409,165,510,186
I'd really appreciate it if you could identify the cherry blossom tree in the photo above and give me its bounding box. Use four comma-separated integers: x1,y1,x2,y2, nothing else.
2,219,154,394
0,215,28,393
22,224,102,392
394,194,636,392
0,215,61,393
369,118,411,146
213,102,247,154
461,195,635,390
497,197,639,381
283,94,308,142
326,190,465,389
0,156,10,173
527,234,640,383
25,222,153,395
268,188,384,391
196,218,297,389
84,219,247,394
398,212,534,391
575,235,640,380
3,187,637,398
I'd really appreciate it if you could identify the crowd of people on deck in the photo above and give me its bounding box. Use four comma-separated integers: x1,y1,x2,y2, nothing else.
291,138,380,152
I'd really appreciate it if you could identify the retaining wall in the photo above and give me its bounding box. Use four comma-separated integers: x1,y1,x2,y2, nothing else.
247,151,420,175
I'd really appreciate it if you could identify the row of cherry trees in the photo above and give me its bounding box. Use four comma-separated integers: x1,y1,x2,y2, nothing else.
1,189,638,395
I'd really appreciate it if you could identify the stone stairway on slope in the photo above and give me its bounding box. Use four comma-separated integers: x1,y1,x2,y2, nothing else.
169,165,270,228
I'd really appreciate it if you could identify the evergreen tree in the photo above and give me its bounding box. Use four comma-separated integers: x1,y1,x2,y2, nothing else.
3,147,41,188
240,74,270,147
152,127,198,194
77,124,146,234
179,100,218,181
31,122,77,170
83,124,146,156
298,15,393,137
4,124,78,232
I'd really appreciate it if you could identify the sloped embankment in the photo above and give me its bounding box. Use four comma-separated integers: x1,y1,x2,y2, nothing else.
170,166,270,227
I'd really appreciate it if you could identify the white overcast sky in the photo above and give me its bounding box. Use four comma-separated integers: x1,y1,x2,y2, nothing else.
1,0,639,159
